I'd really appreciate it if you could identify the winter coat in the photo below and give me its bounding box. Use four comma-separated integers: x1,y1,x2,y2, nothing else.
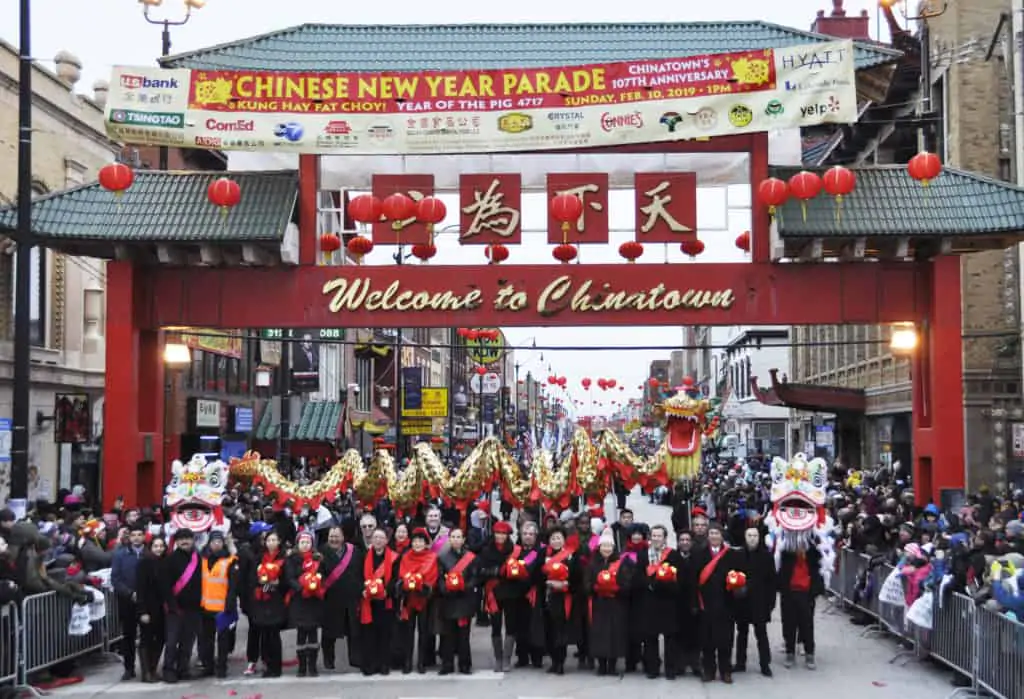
586,553,633,660
437,547,480,622
631,547,687,637
285,551,324,629
734,546,777,624
244,549,289,628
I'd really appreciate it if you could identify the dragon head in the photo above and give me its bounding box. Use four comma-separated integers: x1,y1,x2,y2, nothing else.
657,379,711,480
768,453,827,533
165,454,227,533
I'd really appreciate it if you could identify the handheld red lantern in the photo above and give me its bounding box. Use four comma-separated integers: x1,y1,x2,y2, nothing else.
618,240,643,263
207,177,241,214
550,193,584,243
347,194,382,229
553,243,577,264
346,235,374,264
98,163,134,197
735,230,751,253
757,177,789,217
381,193,416,232
486,243,510,264
787,171,821,222
680,239,705,258
822,165,856,221
476,366,487,376
726,569,747,591
908,151,942,187
411,243,437,262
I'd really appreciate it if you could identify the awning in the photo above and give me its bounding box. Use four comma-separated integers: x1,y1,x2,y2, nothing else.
351,406,393,435
750,368,866,414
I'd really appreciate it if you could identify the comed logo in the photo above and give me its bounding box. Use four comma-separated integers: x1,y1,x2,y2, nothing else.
120,75,179,90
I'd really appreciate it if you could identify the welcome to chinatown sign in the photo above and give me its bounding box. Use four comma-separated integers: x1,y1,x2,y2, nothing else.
105,40,857,155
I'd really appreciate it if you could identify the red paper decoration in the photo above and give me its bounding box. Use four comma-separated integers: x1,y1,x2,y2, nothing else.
347,194,382,224
787,171,822,221
476,366,487,376
581,378,592,389
550,194,584,242
680,239,705,257
415,196,447,224
618,240,644,263
553,243,577,264
908,151,942,186
381,193,416,221
485,244,509,264
346,235,374,263
757,177,789,215
411,243,437,261
98,163,134,195
735,231,751,252
207,177,241,212
823,166,856,221
319,233,342,253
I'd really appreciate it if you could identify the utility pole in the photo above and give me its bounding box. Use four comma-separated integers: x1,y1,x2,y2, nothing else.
11,0,33,501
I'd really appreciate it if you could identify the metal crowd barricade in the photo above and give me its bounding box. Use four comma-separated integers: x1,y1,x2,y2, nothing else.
0,602,18,687
976,604,1024,699
104,588,122,647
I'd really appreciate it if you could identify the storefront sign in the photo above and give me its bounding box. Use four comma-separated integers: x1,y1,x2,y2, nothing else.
104,40,857,155
193,399,222,429
466,329,505,365
181,328,243,359
233,406,254,433
402,387,449,418
459,174,523,245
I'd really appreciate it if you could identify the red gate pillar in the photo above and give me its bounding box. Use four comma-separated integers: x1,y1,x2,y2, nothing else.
103,261,166,510
911,255,966,505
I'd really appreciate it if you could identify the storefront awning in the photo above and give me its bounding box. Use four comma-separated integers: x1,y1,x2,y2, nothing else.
350,406,393,435
751,368,866,414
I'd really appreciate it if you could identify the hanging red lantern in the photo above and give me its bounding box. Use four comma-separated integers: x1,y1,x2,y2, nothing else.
456,328,469,338
465,329,480,341
598,378,607,390
346,235,374,263
98,163,134,196
582,378,592,389
486,244,509,264
607,379,617,388
648,377,659,387
381,193,416,222
207,177,241,213
415,196,447,226
680,239,705,258
347,194,382,225
907,151,942,187
411,243,437,262
618,240,644,263
557,376,567,387
476,366,487,376
319,233,342,253
787,171,822,222
735,231,751,253
549,194,584,242
822,165,856,221
547,375,557,385
553,243,577,264
757,177,789,216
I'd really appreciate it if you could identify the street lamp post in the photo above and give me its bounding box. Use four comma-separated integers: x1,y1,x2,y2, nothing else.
139,0,206,170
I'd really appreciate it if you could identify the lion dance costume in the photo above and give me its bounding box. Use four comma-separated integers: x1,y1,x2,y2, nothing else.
763,453,835,587
164,454,229,543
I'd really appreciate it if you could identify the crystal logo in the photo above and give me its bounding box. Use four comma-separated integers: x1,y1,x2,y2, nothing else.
120,74,179,90
600,111,644,132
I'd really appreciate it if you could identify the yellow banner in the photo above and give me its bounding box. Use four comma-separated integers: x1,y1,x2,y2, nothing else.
182,328,243,359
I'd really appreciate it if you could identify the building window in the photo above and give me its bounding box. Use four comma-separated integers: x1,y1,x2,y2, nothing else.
355,357,372,412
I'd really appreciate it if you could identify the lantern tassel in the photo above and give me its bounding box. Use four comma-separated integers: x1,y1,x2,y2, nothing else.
800,201,807,222
561,221,569,245
834,194,843,223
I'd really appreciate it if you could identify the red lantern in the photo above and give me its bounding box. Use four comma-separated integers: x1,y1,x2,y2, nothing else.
822,165,856,221
381,193,416,222
618,240,643,263
207,177,241,213
648,377,659,387
98,163,134,196
547,375,557,385
411,243,437,262
680,239,705,257
346,235,374,263
735,231,751,253
787,171,821,222
347,194,382,225
757,177,789,216
549,194,584,242
319,233,342,253
581,378,592,389
598,378,607,390
465,329,480,341
607,379,617,388
486,244,509,264
553,243,577,264
476,366,487,376
456,328,469,338
415,196,447,225
557,376,567,387
907,151,942,186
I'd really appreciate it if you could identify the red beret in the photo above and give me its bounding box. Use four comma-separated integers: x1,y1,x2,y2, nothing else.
493,521,513,535
411,527,431,542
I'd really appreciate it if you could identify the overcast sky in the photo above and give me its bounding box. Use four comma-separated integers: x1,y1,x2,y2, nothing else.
1,0,890,416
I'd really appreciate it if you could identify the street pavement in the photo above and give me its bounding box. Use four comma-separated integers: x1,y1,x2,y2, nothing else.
45,490,955,699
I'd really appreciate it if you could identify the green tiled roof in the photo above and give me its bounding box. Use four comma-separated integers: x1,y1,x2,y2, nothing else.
254,401,343,442
162,22,900,72
0,170,297,242
771,165,1024,238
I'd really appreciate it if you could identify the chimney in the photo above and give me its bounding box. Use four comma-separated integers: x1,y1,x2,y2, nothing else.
92,79,109,108
54,50,82,88
812,0,871,41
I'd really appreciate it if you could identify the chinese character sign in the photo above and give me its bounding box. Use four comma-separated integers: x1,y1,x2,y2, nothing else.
546,173,609,245
634,172,697,243
371,174,435,245
459,174,523,245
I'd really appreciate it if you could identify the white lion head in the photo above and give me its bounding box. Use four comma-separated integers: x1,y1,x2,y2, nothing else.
165,454,227,532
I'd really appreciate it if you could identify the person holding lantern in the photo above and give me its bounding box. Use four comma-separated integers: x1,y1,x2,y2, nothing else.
396,527,439,674
733,526,776,677
318,525,364,673
243,530,288,678
286,531,325,677
534,526,579,675
693,523,745,684
436,528,479,674
586,530,633,676
360,528,398,676
633,524,687,680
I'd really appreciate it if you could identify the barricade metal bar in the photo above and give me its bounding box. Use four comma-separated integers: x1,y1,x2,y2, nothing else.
0,602,18,686
929,592,977,678
20,591,105,680
975,605,1024,699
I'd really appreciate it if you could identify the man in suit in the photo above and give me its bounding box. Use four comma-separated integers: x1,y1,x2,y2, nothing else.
693,523,744,684
292,334,319,373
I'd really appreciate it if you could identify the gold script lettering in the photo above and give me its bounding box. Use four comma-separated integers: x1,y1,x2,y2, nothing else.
536,277,734,316
322,278,483,313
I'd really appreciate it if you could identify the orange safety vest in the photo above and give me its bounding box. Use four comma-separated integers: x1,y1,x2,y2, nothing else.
201,555,236,613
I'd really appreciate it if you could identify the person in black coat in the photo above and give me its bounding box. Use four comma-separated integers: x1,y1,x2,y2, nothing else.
535,526,578,675
437,528,479,674
778,538,825,670
633,524,687,679
673,530,702,677
692,523,744,684
286,531,324,677
318,526,363,671
243,531,288,678
159,528,203,683
733,527,776,677
236,522,271,676
135,536,166,683
586,533,633,676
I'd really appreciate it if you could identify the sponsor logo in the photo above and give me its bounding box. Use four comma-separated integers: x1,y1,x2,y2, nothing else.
367,124,393,140
120,74,179,90
728,105,753,128
765,99,784,116
273,122,304,143
780,48,848,73
109,110,184,128
498,113,533,134
324,120,352,135
600,111,644,132
195,136,222,147
784,77,850,92
800,95,841,118
659,111,683,132
692,108,717,130
547,111,584,122
205,118,255,132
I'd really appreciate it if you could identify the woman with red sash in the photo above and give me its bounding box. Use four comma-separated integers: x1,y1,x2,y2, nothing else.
285,531,324,677
693,523,744,684
319,526,363,672
474,519,517,670
436,528,478,674
360,527,397,675
242,530,288,678
586,531,632,677
535,526,579,675
396,528,439,674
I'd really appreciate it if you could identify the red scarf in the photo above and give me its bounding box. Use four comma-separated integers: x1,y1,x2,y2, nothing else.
398,548,439,620
645,547,672,577
255,551,283,601
484,541,515,614
697,545,729,610
447,550,476,626
393,539,410,555
360,547,396,624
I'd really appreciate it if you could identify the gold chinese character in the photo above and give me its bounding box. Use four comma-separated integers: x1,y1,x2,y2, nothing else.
460,179,520,239
554,184,603,233
639,181,691,234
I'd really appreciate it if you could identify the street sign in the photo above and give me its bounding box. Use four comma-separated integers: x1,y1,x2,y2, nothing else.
466,329,505,365
402,387,449,418
401,419,434,435
470,373,502,395
260,328,344,340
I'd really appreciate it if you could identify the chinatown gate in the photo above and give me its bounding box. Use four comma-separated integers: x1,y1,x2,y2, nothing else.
4,22,1024,510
